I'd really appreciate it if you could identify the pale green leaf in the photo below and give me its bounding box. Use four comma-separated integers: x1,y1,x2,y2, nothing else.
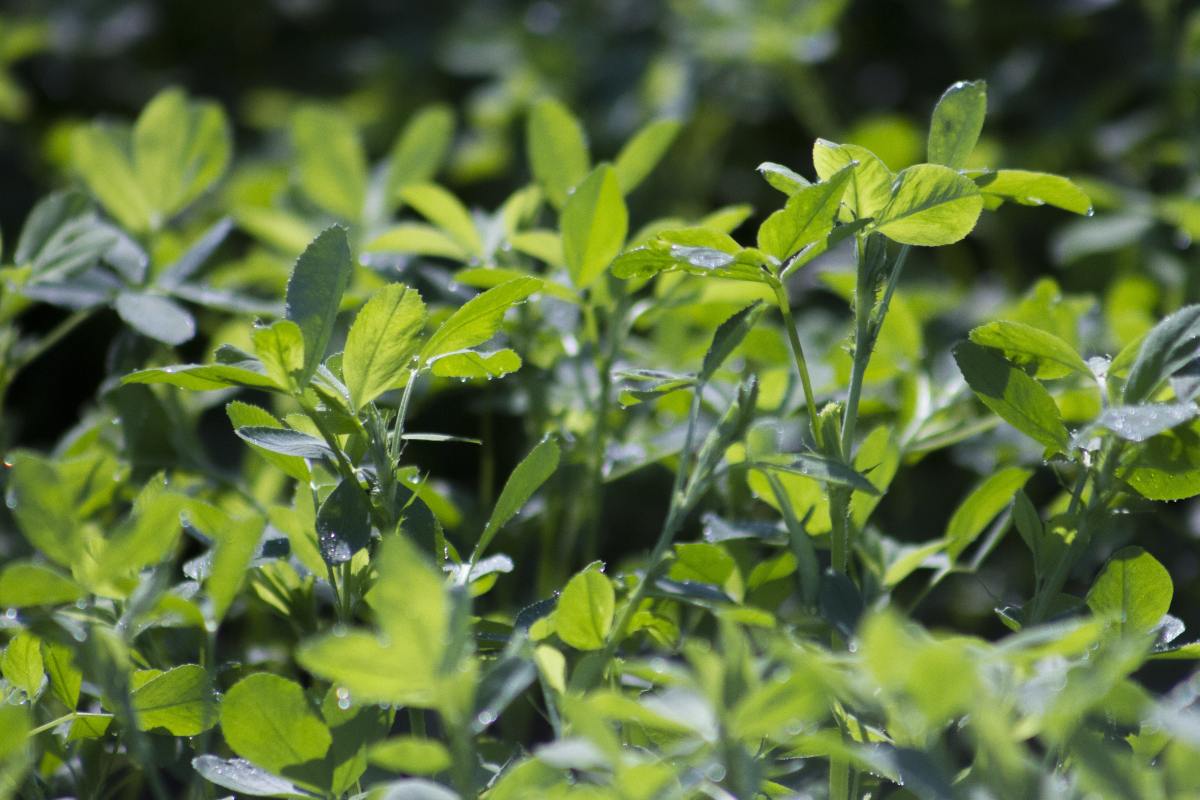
954,341,1070,452
132,664,216,735
875,163,983,246
1087,546,1173,635
561,164,627,289
555,568,614,651
927,80,986,169
399,183,481,257
527,99,589,209
344,283,428,410
292,105,368,220
419,277,541,364
220,673,332,775
613,119,680,194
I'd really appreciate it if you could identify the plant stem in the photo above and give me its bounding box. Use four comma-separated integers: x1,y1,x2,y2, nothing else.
26,712,79,737
595,382,704,671
771,278,821,445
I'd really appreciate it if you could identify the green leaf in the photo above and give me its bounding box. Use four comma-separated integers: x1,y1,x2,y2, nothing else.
975,170,1092,215
953,341,1070,453
527,99,589,209
755,453,880,495
114,292,196,346
207,514,267,622
386,105,455,205
298,632,439,709
368,534,448,665
756,161,811,196
756,164,853,260
612,119,681,194
16,190,91,267
369,737,452,775
968,320,1091,380
1124,305,1200,404
133,88,231,222
700,302,765,384
227,402,310,481
475,436,560,562
122,363,278,392
42,641,81,709
221,673,332,776
93,481,185,577
344,284,428,410
561,164,628,290
235,426,335,460
927,80,986,169
429,349,522,380
316,478,372,565
4,452,79,568
812,140,893,219
554,568,614,651
945,466,1032,560
1087,403,1199,443
132,664,216,735
1087,546,1173,635
1119,422,1200,501
285,226,354,385
419,277,541,364
292,105,368,220
0,561,83,607
192,755,318,799
398,183,481,257
2,632,44,698
364,223,472,261
875,163,984,246
253,320,306,391
72,124,153,232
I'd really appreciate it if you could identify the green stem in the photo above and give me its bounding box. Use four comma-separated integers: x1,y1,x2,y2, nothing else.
26,712,79,737
771,279,821,445
12,308,95,373
596,382,705,671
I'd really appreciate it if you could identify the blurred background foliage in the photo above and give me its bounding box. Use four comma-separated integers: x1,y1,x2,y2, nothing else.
1,0,1199,667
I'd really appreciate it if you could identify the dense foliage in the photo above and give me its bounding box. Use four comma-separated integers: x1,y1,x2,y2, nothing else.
2,3,1200,799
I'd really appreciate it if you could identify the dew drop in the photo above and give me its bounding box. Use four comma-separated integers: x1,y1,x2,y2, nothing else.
336,687,352,710
332,624,347,638
1085,206,1095,217
72,629,86,642
4,494,15,510
476,710,496,728
3,608,16,621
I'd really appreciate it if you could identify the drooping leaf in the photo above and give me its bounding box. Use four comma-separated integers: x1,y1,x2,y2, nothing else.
757,161,811,196
220,673,332,776
192,756,319,799
527,99,589,209
344,283,427,410
875,163,984,246
316,478,372,565
954,341,1070,453
612,119,680,194
475,436,560,562
1087,546,1173,635
945,467,1032,560
285,226,354,385
419,277,541,363
132,664,216,735
429,349,522,380
756,164,853,260
927,80,987,169
561,164,627,290
968,320,1091,380
292,105,368,220
975,170,1092,215
554,568,614,651
123,362,278,392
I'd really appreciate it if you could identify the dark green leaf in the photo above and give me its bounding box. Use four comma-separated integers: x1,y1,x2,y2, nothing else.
700,302,765,383
953,341,1070,453
1087,546,1173,635
285,226,353,385
316,478,372,565
475,435,560,562
235,426,335,460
